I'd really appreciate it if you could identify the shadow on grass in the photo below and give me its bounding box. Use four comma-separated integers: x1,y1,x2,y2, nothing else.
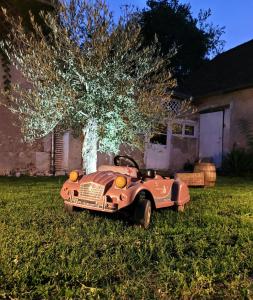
72,205,136,227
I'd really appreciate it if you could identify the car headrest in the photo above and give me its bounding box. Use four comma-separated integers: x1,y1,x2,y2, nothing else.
98,165,138,178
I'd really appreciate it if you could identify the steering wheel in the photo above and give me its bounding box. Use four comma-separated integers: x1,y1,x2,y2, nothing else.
114,155,139,170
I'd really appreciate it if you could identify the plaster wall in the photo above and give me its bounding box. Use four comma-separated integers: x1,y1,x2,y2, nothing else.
169,135,198,172
197,87,253,151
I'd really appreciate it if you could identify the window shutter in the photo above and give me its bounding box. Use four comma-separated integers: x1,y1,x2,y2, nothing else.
54,132,64,173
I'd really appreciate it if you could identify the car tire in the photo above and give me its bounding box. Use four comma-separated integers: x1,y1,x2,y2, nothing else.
177,204,185,212
64,203,74,214
134,196,152,229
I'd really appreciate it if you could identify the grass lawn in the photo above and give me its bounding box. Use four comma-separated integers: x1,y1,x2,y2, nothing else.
0,176,252,299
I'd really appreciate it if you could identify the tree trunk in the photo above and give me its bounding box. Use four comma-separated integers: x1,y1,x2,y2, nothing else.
82,119,98,174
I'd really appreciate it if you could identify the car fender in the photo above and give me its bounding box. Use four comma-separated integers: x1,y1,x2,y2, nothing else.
171,180,190,205
116,183,155,209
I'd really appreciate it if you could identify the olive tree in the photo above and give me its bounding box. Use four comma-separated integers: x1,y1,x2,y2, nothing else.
1,0,190,174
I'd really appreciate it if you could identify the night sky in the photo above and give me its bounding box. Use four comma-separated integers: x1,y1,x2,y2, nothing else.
107,0,253,52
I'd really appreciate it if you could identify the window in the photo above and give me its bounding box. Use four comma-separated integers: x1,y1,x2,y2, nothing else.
150,134,167,145
150,124,167,145
172,121,197,138
172,123,183,135
185,125,195,136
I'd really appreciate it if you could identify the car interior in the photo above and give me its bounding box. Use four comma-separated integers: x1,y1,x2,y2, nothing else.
97,156,158,180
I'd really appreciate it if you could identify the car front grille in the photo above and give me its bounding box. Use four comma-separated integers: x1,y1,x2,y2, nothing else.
77,182,105,207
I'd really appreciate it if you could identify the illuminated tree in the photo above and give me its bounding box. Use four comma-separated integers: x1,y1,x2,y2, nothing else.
1,0,190,174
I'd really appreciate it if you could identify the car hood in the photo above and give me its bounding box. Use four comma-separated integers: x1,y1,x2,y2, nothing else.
80,171,121,186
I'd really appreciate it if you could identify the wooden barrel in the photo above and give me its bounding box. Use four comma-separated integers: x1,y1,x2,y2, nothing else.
194,162,216,187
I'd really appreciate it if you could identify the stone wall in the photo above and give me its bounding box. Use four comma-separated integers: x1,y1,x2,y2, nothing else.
0,106,51,175
0,57,51,175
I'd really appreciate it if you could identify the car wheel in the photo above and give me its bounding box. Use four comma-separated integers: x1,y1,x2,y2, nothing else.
64,203,74,214
134,196,152,229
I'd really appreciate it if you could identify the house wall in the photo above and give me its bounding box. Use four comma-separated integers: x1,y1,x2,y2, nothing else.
197,87,253,151
165,117,199,173
0,105,51,175
68,133,83,171
0,56,51,175
169,135,198,172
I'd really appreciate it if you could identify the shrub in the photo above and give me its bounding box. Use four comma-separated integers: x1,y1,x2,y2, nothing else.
222,147,253,176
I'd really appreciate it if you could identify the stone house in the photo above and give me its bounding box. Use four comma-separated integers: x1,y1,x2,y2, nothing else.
1,1,252,175
0,60,83,175
0,0,82,176
132,39,253,172
182,39,253,168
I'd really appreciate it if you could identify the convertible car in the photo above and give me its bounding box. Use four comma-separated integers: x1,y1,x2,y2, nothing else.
60,155,190,228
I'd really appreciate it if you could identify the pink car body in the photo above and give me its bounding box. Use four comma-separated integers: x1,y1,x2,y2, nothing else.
60,156,190,228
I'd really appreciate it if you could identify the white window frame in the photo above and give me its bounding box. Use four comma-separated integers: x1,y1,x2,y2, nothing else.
171,119,198,138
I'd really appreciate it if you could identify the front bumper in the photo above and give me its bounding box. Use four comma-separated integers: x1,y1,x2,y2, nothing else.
65,199,119,213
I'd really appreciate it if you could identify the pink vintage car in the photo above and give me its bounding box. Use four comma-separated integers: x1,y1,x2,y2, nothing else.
61,156,190,228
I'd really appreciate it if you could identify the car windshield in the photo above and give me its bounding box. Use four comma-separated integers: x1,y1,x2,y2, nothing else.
98,165,138,177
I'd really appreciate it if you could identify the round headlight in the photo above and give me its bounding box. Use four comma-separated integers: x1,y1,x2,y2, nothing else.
115,176,127,189
69,171,79,182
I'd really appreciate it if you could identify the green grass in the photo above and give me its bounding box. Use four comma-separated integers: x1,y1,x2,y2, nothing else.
0,176,252,299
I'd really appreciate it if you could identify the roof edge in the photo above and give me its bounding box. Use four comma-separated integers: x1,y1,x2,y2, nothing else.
193,83,253,100
192,83,253,100
214,38,253,60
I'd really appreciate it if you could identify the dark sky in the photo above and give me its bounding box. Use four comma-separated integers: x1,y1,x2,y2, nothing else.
108,0,253,52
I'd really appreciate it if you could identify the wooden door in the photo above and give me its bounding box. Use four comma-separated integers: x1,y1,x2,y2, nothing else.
199,111,223,167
